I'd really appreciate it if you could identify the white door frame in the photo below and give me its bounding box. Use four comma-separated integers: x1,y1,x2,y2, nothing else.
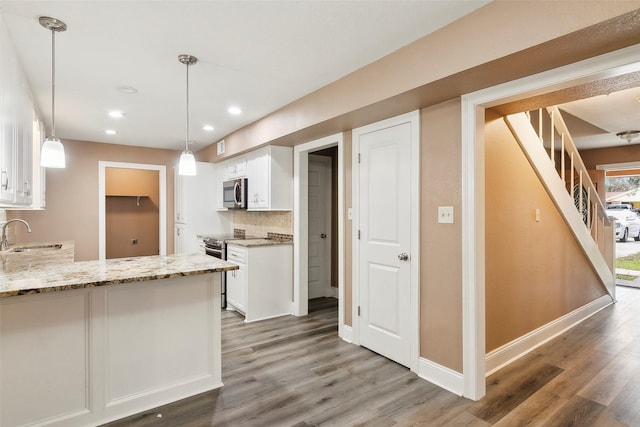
98,161,167,260
293,133,344,328
461,44,640,400
352,110,420,373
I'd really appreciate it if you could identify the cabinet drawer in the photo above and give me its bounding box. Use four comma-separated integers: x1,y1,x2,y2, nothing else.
226,246,247,262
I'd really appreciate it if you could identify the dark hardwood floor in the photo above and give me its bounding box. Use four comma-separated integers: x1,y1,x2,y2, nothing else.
104,287,640,426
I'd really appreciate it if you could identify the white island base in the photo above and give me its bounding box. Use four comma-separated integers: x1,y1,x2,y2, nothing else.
1,273,222,427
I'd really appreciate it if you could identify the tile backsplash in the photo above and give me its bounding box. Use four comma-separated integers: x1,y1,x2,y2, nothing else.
233,210,292,238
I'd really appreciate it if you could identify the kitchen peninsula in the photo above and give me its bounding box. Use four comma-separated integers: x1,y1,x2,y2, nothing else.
0,252,238,427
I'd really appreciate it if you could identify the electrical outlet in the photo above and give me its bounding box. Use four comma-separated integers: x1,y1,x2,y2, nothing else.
438,206,454,224
131,239,138,245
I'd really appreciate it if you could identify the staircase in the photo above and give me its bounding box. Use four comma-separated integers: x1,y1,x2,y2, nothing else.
504,107,616,300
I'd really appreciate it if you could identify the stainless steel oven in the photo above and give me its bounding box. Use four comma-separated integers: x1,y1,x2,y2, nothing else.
204,237,228,308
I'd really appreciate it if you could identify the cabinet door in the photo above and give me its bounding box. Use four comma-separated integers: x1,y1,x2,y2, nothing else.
0,118,16,204
174,171,186,223
174,224,187,254
247,148,269,209
227,156,247,179
216,161,228,210
226,246,247,313
226,261,246,313
15,102,33,206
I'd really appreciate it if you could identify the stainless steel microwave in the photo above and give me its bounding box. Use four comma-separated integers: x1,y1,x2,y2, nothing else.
222,178,248,209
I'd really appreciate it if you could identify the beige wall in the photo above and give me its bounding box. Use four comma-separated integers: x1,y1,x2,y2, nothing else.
484,110,607,352
105,168,160,259
8,139,179,261
581,145,640,171
420,99,464,371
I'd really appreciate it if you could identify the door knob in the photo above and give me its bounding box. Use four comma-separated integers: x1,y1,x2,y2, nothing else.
320,233,327,239
398,252,409,261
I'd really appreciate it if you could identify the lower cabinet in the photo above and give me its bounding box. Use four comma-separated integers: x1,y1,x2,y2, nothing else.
226,243,292,322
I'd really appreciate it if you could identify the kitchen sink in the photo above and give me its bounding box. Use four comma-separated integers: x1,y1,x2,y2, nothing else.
10,243,63,253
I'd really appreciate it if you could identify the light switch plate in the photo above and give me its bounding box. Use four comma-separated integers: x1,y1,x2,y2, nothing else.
348,208,353,220
438,206,454,224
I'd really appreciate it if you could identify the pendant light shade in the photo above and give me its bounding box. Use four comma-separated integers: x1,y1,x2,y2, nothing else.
39,16,67,168
178,54,198,176
178,150,196,175
40,137,65,168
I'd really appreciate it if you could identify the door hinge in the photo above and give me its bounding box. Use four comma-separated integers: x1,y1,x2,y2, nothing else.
357,306,361,316
357,230,361,239
358,153,361,164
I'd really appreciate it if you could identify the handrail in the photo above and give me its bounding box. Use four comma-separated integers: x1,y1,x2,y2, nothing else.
544,106,610,227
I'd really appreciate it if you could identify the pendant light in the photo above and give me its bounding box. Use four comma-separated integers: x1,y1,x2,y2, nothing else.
39,16,67,168
178,54,197,176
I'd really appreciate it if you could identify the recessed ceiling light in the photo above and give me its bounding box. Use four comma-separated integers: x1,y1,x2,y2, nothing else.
202,125,214,131
116,85,138,94
105,129,117,135
228,106,242,115
108,111,125,118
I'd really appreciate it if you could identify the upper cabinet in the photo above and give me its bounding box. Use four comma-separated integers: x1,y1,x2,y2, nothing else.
226,155,247,179
0,20,45,209
246,146,292,211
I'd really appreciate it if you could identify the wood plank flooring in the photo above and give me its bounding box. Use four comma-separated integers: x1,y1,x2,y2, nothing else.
103,287,640,426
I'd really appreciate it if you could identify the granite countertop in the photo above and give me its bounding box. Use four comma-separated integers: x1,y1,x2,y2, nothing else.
0,240,75,272
227,238,293,248
0,253,238,298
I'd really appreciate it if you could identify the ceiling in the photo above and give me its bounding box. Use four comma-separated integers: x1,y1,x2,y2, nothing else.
0,0,491,152
558,85,640,150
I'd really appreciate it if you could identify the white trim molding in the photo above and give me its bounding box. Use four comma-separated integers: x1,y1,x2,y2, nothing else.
418,358,464,396
340,324,353,344
98,161,167,260
486,295,613,376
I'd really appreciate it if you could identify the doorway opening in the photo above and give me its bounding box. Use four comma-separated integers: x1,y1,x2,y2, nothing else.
293,133,345,337
98,161,167,260
308,148,338,301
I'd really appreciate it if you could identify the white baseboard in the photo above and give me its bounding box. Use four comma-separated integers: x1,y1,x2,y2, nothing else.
340,324,353,343
418,358,464,396
485,294,613,375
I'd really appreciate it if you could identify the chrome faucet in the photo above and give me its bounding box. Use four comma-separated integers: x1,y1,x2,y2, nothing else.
1,219,32,251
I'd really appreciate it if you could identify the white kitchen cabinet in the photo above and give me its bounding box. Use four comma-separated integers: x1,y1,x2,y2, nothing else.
226,155,247,179
215,160,229,210
0,20,44,209
246,145,292,211
174,224,187,254
174,162,231,254
226,243,292,322
226,245,247,313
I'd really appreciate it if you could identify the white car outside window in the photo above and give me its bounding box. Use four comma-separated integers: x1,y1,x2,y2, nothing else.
606,209,640,242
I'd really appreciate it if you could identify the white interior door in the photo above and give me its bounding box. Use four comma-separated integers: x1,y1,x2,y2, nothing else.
356,119,413,367
308,155,332,299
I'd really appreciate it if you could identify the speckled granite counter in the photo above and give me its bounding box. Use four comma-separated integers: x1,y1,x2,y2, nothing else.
0,240,75,273
227,238,293,248
0,253,238,298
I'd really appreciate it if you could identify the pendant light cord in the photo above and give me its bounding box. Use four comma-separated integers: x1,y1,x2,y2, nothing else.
51,29,56,137
185,61,190,151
